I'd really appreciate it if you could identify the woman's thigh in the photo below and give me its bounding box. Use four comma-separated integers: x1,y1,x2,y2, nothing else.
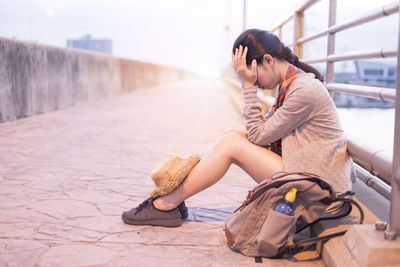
222,129,283,184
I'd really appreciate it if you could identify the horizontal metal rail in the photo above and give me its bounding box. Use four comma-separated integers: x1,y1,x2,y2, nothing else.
296,29,326,45
270,15,293,34
347,135,393,185
326,83,396,102
269,0,320,32
266,0,400,239
302,47,397,64
296,2,399,45
355,165,391,200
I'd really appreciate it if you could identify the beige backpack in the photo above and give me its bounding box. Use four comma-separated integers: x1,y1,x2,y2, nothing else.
225,172,363,261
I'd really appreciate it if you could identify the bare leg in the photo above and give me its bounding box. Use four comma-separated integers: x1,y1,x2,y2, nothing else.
153,129,283,210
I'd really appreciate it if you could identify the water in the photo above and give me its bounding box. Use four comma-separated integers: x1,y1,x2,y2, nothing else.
338,108,394,221
337,108,395,154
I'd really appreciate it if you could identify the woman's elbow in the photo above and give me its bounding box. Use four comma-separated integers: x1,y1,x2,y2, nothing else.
246,129,265,146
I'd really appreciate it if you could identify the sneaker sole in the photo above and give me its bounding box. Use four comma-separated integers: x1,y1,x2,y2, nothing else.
122,215,182,228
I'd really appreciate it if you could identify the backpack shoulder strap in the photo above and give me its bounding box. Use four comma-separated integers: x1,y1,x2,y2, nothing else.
295,191,357,234
284,194,365,256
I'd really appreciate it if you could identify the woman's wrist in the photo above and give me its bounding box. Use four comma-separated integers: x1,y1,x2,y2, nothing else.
242,81,256,88
242,84,257,90
241,84,258,105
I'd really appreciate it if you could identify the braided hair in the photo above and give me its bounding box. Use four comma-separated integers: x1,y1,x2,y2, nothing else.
233,29,324,82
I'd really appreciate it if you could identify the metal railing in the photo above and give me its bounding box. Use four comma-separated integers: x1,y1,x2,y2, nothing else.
269,0,400,240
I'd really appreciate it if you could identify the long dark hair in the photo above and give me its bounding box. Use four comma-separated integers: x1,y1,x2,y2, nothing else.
232,29,324,82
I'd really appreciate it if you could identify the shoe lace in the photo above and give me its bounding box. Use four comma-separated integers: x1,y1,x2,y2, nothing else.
134,198,153,215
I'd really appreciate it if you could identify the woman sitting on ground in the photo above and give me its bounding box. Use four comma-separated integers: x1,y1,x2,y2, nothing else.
121,29,356,227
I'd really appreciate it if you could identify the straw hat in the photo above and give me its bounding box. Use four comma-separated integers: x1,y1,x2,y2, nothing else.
150,153,202,197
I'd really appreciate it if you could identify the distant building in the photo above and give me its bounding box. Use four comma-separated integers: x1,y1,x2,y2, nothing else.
354,61,396,89
66,34,112,54
333,60,396,108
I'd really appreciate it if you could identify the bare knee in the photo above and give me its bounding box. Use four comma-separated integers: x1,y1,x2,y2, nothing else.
214,130,247,161
222,128,247,138
219,128,247,150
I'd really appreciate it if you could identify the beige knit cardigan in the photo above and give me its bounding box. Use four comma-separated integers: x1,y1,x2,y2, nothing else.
242,73,356,193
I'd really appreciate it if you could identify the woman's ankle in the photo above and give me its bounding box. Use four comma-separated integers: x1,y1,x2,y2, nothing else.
153,198,177,211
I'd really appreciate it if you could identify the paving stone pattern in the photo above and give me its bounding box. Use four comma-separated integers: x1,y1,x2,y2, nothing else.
0,79,324,266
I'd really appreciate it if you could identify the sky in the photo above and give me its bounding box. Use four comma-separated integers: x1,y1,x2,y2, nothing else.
0,0,398,77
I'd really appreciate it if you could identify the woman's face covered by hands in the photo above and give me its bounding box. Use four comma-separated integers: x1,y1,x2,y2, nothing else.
232,45,279,90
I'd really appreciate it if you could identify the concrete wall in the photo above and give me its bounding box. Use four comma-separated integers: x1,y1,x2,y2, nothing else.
0,37,196,123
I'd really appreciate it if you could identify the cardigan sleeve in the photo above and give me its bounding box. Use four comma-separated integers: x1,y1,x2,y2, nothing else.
242,84,315,146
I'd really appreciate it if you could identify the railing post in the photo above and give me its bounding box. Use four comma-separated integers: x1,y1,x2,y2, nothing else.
326,0,337,84
386,1,400,241
293,11,304,58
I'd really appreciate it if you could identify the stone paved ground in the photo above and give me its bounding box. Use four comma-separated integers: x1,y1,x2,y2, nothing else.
0,79,324,266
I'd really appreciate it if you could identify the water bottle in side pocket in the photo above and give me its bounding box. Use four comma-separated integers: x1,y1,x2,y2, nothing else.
274,187,297,216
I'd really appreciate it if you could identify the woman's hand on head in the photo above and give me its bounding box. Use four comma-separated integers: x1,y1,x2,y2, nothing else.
232,45,257,88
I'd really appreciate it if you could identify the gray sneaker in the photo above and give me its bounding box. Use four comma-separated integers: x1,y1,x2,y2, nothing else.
122,198,182,227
